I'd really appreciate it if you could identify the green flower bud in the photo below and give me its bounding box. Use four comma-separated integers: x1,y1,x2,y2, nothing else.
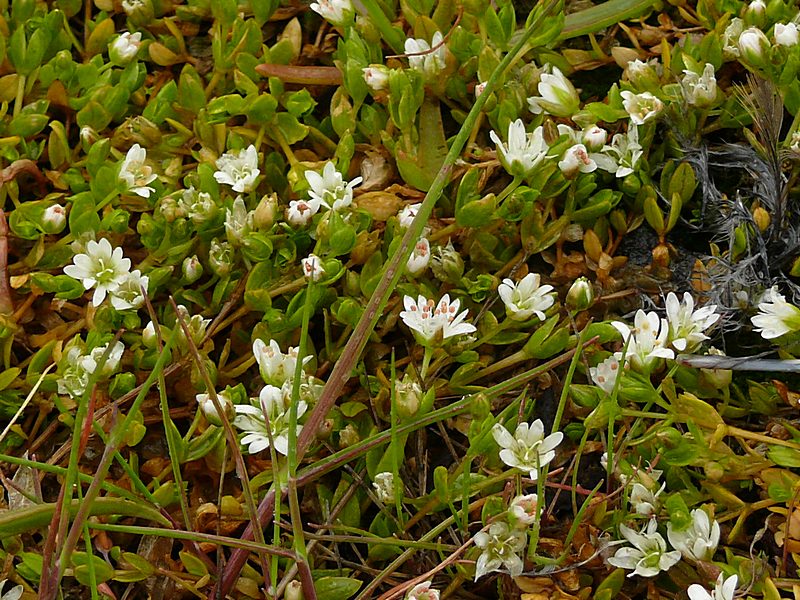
430,241,464,284
209,239,233,277
395,375,423,418
254,193,278,229
182,255,203,284
566,277,595,312
738,27,771,67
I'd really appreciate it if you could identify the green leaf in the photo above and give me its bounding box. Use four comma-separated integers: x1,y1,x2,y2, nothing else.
315,576,362,600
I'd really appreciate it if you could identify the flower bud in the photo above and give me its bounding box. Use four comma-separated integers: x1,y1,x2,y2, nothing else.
372,471,395,504
301,254,325,281
558,144,596,178
142,321,158,348
158,195,186,223
738,27,771,67
42,204,67,234
254,193,278,229
582,125,607,151
196,391,234,426
108,32,142,66
775,22,799,46
208,239,233,277
474,81,487,97
362,64,390,91
745,0,766,27
80,126,99,154
406,237,430,276
566,276,595,312
285,581,303,600
430,241,464,284
509,493,539,526
182,255,203,283
625,58,660,90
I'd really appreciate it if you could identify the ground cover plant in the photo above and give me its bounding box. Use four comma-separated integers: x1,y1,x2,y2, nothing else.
3,0,800,598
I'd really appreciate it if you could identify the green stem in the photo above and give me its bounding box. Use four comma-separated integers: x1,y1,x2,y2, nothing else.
496,176,522,204
13,74,26,118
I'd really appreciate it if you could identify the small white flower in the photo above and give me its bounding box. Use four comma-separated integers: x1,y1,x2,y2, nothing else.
738,27,770,64
688,574,738,600
253,338,309,386
178,186,217,225
626,58,660,89
497,273,555,322
621,91,663,125
489,119,549,178
593,125,643,178
473,521,527,580
89,341,124,376
405,31,447,77
527,64,581,118
398,203,423,229
306,161,362,211
399,294,477,346
119,143,157,198
509,494,539,526
629,480,665,516
0,579,23,600
42,204,67,233
406,581,439,600
722,18,745,58
109,269,149,311
751,286,800,339
558,144,598,177
234,383,307,455
582,125,607,151
372,472,395,503
208,238,233,277
611,309,675,372
214,145,260,193
474,81,488,97
406,238,430,276
301,254,325,281
608,520,681,577
667,508,720,562
682,63,717,107
64,238,132,307
225,196,255,244
58,346,96,398
310,0,353,26
492,419,563,480
775,22,799,46
286,199,321,227
665,292,719,352
196,391,233,426
122,0,145,15
590,355,622,394
363,65,390,91
109,31,142,65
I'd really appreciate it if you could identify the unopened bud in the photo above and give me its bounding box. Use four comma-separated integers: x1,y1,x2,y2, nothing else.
566,277,595,312
362,65,390,91
395,375,423,418
208,239,233,277
182,255,203,283
430,240,464,284
254,193,278,229
582,126,607,151
196,391,234,426
738,27,770,67
745,0,766,27
142,321,158,348
42,204,67,234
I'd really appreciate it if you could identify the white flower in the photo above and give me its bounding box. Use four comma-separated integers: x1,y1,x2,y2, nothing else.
558,144,598,177
234,383,307,455
406,581,439,600
497,273,555,322
582,125,607,151
682,64,717,107
608,520,681,577
122,0,145,16
109,31,142,65
372,472,395,503
225,196,255,244
667,508,720,562
64,238,132,307
590,355,622,394
629,480,665,516
611,309,675,372
738,27,770,64
399,294,477,346
751,286,800,339
527,64,580,118
363,65,390,91
509,494,539,526
178,186,217,225
621,91,663,125
0,579,22,600
406,238,430,276
626,58,660,89
119,143,157,198
196,391,233,426
306,161,362,211
253,338,309,386
405,31,447,77
473,521,527,580
301,254,325,281
688,574,738,600
665,292,719,352
722,18,745,58
489,119,549,178
491,419,563,479
286,198,321,227
594,125,643,178
89,341,125,376
775,22,799,46
208,238,233,277
109,269,149,311
474,81,487,97
58,346,96,398
214,145,260,193
398,203,423,229
310,0,352,25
